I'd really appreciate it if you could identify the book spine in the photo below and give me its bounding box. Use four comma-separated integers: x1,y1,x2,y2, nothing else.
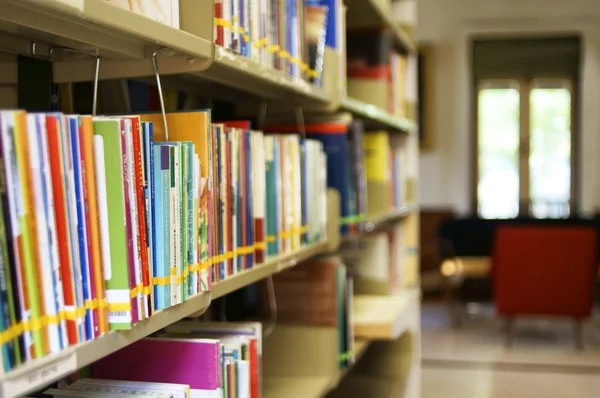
64,117,86,342
0,112,20,370
145,123,157,311
79,117,102,338
216,126,224,282
253,133,265,264
69,116,95,342
46,115,78,344
169,146,178,306
245,131,254,269
26,114,62,353
226,132,233,276
120,121,140,325
185,144,195,297
131,118,151,319
8,112,45,357
205,124,214,292
93,123,131,331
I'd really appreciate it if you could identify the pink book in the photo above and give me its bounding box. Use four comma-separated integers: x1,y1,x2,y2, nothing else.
119,119,139,325
91,338,221,397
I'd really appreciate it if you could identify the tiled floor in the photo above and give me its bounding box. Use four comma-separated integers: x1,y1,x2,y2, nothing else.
421,302,600,397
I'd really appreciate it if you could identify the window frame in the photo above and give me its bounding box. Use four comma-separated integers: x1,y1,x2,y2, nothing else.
472,74,578,218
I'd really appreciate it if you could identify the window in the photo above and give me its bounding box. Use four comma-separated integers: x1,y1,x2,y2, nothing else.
472,37,579,219
476,78,574,219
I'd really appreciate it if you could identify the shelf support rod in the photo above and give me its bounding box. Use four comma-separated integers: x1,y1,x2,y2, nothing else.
152,47,170,141
32,43,101,116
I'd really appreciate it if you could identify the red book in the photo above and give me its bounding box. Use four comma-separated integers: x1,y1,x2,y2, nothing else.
46,115,78,345
119,119,139,325
214,2,224,46
129,117,151,318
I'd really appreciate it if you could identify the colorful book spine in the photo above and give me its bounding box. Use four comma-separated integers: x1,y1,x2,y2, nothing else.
130,117,152,319
69,115,95,341
93,118,132,330
81,116,108,336
152,144,171,311
47,114,78,345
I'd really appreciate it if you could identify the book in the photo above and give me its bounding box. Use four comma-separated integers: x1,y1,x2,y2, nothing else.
92,337,222,397
105,0,180,28
93,118,133,330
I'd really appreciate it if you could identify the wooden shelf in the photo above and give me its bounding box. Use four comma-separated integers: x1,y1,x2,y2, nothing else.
345,0,415,53
0,292,211,398
264,376,334,398
342,205,416,245
0,0,213,60
341,97,416,134
353,288,420,340
263,339,373,398
211,240,331,300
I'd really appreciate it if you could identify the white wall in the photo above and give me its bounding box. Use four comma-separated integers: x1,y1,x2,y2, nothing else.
418,0,600,216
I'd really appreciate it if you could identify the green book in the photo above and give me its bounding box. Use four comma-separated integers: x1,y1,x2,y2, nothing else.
93,118,132,330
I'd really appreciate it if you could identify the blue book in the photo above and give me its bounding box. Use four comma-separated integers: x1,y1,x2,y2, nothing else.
153,144,171,310
215,125,224,280
67,116,91,340
142,122,156,307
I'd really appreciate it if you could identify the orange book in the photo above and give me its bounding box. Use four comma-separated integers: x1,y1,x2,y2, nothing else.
81,116,108,335
139,111,212,288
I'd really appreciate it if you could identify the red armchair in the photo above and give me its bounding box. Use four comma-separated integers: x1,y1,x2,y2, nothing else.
493,225,597,348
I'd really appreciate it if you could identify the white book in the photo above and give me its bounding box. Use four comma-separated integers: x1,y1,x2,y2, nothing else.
171,145,181,305
26,113,61,352
74,379,187,398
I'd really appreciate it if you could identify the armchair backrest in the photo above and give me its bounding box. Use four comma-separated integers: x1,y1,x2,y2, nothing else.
493,225,597,318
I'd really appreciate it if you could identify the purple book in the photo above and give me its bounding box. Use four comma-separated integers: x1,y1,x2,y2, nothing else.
91,338,221,395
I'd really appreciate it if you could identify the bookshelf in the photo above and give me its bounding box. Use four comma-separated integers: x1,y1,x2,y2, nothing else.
0,0,421,397
0,292,211,398
340,97,416,133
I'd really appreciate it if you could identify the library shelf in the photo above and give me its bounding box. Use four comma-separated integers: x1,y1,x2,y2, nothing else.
340,97,416,134
263,339,373,398
203,45,332,103
211,240,331,300
341,205,416,245
0,0,213,60
263,375,334,398
345,0,415,53
0,292,212,398
353,288,420,340
364,205,417,232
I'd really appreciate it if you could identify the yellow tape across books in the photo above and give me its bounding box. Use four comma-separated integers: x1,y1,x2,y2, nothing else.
266,236,276,243
255,242,266,250
107,302,132,312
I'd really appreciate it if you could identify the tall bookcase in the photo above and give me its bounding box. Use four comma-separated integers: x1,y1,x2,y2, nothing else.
0,0,420,397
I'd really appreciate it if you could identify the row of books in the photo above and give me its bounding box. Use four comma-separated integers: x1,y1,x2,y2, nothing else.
364,130,414,217
264,116,414,237
347,29,418,118
214,0,333,86
43,322,261,398
0,110,327,373
263,255,353,369
352,227,415,296
89,322,262,398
